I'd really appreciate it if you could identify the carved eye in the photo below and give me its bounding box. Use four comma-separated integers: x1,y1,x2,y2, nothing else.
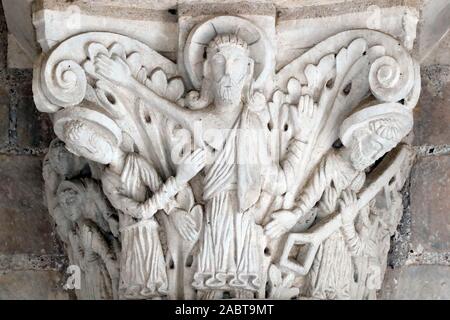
212,54,226,65
211,54,226,79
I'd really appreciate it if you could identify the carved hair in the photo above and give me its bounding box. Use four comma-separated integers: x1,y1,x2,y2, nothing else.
63,120,110,161
207,34,249,56
64,120,97,152
339,104,413,147
368,118,408,142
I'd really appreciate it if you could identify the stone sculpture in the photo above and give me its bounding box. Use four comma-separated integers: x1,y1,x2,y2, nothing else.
34,14,420,299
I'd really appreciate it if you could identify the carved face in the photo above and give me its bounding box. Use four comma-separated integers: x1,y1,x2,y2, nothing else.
348,126,397,171
58,187,83,222
208,45,251,105
48,140,78,177
63,120,116,165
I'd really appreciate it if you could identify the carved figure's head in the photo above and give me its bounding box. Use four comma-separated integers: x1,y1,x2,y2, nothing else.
57,180,85,222
340,104,413,171
63,120,117,165
184,17,274,110
54,108,122,165
205,35,253,106
47,139,87,178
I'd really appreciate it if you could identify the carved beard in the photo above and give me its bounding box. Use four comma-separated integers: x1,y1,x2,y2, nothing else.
216,75,242,105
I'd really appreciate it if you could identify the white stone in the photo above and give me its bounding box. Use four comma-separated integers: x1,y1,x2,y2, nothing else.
276,6,419,70
33,6,178,59
32,3,421,300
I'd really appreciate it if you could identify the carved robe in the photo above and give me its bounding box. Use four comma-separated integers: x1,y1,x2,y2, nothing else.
194,103,267,296
293,151,365,299
102,153,181,299
69,220,119,300
350,202,393,300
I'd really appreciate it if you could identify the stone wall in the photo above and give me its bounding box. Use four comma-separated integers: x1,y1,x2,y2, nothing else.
0,2,69,300
380,30,450,300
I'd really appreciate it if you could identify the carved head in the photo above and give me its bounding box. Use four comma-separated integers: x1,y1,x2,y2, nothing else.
340,104,413,171
47,139,87,178
54,108,123,166
57,181,85,222
62,120,117,165
205,35,253,106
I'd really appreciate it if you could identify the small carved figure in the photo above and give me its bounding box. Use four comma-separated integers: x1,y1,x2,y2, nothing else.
56,178,121,299
58,109,205,299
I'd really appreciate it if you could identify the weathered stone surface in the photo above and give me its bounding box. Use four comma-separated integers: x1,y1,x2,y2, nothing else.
413,64,450,146
16,95,54,149
380,265,450,300
0,155,61,255
1,0,38,61
276,4,418,70
32,2,420,299
415,0,450,62
410,155,450,253
7,33,33,69
0,270,69,300
0,86,9,147
423,29,450,66
33,3,178,58
0,1,7,69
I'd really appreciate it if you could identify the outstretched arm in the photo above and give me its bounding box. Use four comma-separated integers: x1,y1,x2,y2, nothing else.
138,148,206,219
265,153,334,239
94,54,198,132
102,177,144,219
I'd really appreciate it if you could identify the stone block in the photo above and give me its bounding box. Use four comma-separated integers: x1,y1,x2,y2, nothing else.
7,33,33,69
1,0,38,61
0,155,61,255
413,65,450,146
16,95,54,149
410,155,450,253
380,265,450,300
0,85,9,147
276,2,418,70
423,29,450,66
415,0,450,62
0,270,69,300
33,2,178,59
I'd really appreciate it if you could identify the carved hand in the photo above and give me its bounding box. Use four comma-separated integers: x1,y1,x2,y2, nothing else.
338,189,358,226
265,210,299,239
95,54,133,87
248,91,267,112
176,148,206,185
80,224,93,249
291,95,317,138
319,187,339,214
169,208,198,242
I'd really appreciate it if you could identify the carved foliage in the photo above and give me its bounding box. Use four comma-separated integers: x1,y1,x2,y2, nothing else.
33,18,420,300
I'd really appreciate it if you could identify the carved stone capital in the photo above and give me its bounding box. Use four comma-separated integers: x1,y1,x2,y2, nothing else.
33,1,421,300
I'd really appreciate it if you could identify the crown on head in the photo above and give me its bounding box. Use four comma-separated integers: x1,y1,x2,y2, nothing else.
207,34,249,56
